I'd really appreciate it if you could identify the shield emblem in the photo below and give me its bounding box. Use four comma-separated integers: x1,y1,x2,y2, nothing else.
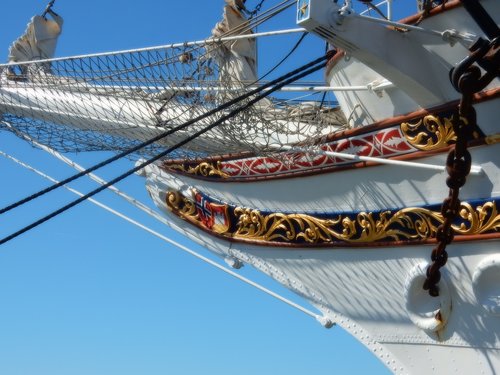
194,193,230,234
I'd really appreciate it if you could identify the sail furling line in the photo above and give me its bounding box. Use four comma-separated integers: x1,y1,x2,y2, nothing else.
42,0,57,19
0,0,342,159
0,53,331,245
0,51,332,217
7,2,63,76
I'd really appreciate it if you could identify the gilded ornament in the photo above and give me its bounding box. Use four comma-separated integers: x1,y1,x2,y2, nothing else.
401,114,458,151
188,161,229,178
455,202,500,235
165,189,500,246
166,191,198,219
165,161,229,178
485,133,500,145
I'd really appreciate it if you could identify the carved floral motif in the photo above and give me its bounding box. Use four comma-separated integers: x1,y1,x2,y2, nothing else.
401,114,458,151
163,126,415,180
167,161,229,178
165,190,500,246
163,110,484,181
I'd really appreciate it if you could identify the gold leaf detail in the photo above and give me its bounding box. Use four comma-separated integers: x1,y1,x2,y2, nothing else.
166,190,500,245
166,191,198,220
233,208,444,244
454,202,500,235
188,161,229,178
165,162,229,178
401,115,458,151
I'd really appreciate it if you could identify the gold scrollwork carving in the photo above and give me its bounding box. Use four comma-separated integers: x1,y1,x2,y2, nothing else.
455,201,500,235
165,161,229,179
401,114,458,151
189,162,229,178
166,191,198,220
166,190,500,245
234,208,344,243
234,203,500,244
234,207,445,243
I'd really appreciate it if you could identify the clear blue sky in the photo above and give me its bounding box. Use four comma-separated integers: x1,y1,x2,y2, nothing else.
0,1,416,374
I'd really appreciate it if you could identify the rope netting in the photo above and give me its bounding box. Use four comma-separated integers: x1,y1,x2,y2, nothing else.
0,3,346,161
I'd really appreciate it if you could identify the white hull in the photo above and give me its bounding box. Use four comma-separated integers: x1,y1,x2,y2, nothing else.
142,154,500,374
138,5,500,367
144,192,500,374
1,0,498,374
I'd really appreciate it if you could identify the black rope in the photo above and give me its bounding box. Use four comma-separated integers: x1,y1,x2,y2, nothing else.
252,32,308,85
42,0,56,18
246,0,266,18
0,54,329,217
317,41,331,112
0,54,330,246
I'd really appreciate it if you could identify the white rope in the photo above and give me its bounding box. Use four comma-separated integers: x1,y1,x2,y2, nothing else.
153,83,394,93
2,122,175,230
0,28,306,67
282,145,483,175
351,13,477,44
0,146,333,327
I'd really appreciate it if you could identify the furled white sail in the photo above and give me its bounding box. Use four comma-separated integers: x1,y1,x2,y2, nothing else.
0,3,344,160
211,1,257,83
8,10,63,64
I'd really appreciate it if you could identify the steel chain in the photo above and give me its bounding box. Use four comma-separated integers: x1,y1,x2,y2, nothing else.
423,36,499,297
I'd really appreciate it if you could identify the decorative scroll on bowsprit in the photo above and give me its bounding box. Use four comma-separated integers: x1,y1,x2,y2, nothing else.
166,189,500,246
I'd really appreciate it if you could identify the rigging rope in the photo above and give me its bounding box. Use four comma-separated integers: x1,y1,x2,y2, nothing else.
0,149,333,327
246,0,267,18
0,53,331,245
252,32,308,84
4,124,173,227
41,0,56,18
1,0,336,162
358,0,388,20
230,0,296,37
0,53,331,217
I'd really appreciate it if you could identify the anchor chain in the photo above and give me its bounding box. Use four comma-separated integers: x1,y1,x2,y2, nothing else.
423,36,499,297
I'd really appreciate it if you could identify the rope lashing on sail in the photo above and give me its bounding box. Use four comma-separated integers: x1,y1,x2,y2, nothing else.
0,0,338,160
245,0,267,18
42,0,56,19
0,150,333,328
242,0,295,30
0,53,332,217
209,0,293,47
251,32,309,85
423,34,499,297
7,1,63,74
0,53,331,246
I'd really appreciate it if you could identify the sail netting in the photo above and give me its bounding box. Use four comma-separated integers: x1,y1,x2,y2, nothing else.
0,3,346,161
